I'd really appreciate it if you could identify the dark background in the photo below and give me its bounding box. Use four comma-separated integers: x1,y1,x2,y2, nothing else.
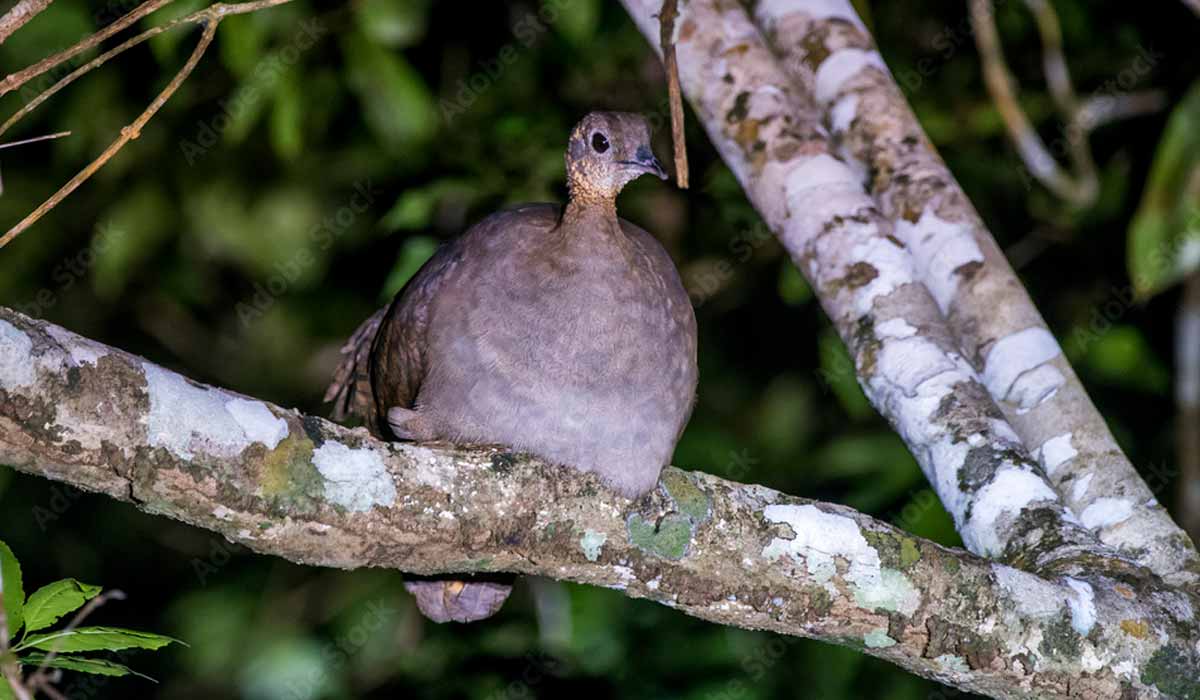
1,0,1197,697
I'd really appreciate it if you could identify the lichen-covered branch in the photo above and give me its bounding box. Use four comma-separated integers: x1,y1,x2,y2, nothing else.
620,0,1131,581
749,0,1200,587
0,307,1197,698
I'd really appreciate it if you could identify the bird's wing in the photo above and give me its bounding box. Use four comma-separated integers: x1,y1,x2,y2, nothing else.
323,306,386,425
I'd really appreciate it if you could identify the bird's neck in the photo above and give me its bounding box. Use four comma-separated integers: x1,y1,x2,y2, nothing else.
561,190,618,227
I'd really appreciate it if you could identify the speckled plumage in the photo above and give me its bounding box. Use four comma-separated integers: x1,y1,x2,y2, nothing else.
327,112,697,498
324,112,698,622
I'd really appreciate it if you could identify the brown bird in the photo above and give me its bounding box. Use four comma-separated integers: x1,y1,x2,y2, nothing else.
325,111,698,622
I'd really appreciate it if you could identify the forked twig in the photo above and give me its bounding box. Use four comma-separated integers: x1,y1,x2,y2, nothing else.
969,0,1163,207
0,0,298,250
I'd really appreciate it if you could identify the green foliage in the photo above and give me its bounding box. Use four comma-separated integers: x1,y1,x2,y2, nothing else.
0,541,178,692
0,541,23,638
1128,79,1200,298
21,579,101,634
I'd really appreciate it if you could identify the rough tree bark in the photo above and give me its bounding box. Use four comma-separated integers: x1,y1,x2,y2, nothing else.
1,308,1198,698
746,0,1199,590
1,0,1199,697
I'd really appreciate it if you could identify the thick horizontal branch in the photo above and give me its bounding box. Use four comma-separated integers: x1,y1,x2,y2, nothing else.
748,0,1200,587
1,310,1198,699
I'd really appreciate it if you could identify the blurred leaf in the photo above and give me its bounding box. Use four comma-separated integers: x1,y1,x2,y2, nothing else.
380,235,438,301
817,328,873,420
553,0,600,46
777,263,812,306
239,637,338,700
269,69,304,161
0,540,23,639
20,653,151,680
1079,325,1170,394
356,0,429,48
218,14,268,78
814,433,923,513
1129,79,1200,298
21,579,101,634
0,681,11,700
20,627,181,653
341,32,437,156
93,185,175,300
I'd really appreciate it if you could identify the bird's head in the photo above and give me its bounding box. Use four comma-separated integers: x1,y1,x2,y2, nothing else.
565,111,667,202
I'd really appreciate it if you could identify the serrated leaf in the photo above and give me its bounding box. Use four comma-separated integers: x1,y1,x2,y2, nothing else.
0,541,24,639
20,653,153,680
21,580,102,635
18,627,182,654
1128,79,1200,298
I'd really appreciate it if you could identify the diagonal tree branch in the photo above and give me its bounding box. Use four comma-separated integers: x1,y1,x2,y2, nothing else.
0,306,1197,699
749,0,1199,587
620,0,1138,582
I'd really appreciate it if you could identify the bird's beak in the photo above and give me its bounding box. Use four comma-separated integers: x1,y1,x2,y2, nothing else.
620,145,668,180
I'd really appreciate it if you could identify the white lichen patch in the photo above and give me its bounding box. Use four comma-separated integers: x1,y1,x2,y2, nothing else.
963,467,1059,557
762,505,920,615
864,628,896,648
982,328,1062,403
814,48,886,105
758,0,866,32
311,440,397,512
1008,364,1065,413
993,564,1066,618
1036,433,1078,476
874,336,956,396
1064,578,1097,636
894,209,984,314
580,529,607,562
935,654,971,674
853,567,921,616
142,362,290,460
1072,473,1094,502
44,324,109,367
0,320,35,389
1080,498,1134,529
224,398,288,450
875,318,918,339
830,93,860,133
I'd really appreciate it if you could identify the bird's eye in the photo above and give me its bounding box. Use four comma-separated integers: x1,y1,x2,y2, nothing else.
591,132,609,153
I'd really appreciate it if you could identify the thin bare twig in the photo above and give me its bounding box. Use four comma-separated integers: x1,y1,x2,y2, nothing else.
0,21,216,249
0,0,176,98
0,132,71,150
0,0,298,250
0,0,54,46
969,0,1165,208
657,0,688,188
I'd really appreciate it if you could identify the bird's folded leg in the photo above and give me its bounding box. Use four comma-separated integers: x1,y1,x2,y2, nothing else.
386,406,438,441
